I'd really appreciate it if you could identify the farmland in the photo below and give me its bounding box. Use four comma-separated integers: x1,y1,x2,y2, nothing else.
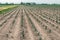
0,5,17,11
0,5,18,14
0,5,60,40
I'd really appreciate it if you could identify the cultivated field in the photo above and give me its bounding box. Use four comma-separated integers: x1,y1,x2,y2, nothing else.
0,5,60,40
0,5,17,11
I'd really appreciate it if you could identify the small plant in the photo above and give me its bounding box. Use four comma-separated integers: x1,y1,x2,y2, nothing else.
21,31,25,39
6,34,8,37
48,29,51,33
39,37,42,40
56,26,58,29
9,31,11,33
45,26,47,30
11,36,14,38
12,20,15,24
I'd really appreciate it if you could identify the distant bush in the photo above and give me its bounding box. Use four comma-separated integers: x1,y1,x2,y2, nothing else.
21,2,36,5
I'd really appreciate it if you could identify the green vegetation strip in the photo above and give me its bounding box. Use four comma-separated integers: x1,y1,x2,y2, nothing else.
0,5,18,14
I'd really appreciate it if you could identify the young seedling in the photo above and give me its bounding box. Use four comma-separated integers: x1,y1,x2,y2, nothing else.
48,29,51,33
